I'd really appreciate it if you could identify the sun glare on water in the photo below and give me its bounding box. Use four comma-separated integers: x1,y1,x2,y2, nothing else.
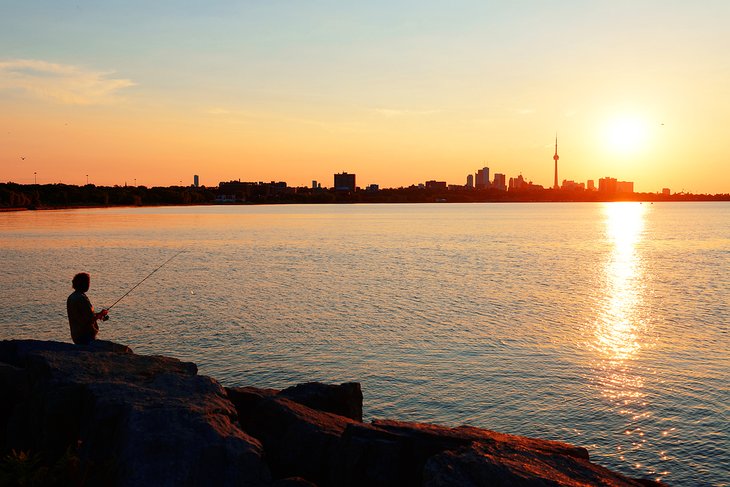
595,202,647,361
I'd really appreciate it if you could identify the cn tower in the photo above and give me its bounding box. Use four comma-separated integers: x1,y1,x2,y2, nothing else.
553,134,559,190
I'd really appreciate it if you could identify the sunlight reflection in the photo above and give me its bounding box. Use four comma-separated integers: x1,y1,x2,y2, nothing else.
596,202,647,361
589,202,653,474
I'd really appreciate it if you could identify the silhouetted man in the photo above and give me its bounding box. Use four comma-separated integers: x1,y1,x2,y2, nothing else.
67,272,108,345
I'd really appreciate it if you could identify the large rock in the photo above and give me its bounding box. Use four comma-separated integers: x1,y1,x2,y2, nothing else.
0,340,270,487
226,385,279,419
1,340,668,487
280,382,363,422
240,395,356,485
226,382,363,423
234,393,664,487
423,441,661,487
332,420,665,487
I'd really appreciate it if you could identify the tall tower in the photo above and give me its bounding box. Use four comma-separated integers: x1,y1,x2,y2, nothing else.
553,134,559,190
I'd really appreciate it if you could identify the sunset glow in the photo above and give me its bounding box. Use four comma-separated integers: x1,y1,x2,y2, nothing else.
1,2,729,193
604,117,650,156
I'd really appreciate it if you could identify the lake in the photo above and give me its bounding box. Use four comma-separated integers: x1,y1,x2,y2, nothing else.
1,202,728,486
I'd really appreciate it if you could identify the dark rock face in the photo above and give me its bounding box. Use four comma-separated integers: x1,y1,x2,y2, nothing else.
0,339,270,487
231,392,665,487
330,420,592,487
226,381,363,424
241,396,356,485
1,340,668,487
280,382,363,422
226,385,279,420
423,441,653,487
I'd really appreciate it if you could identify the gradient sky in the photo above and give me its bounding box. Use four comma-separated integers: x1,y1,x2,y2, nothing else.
1,0,729,192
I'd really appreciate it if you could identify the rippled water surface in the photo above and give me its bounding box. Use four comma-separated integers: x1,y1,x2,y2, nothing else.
1,202,728,485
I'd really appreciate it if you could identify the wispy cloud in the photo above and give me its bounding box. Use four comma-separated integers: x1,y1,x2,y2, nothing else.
0,59,135,105
372,107,441,118
207,107,232,115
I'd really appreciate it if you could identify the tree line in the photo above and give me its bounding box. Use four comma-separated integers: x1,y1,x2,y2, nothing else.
0,183,215,209
1,182,727,209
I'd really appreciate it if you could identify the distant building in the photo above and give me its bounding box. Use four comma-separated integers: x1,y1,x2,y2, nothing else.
334,172,356,191
425,180,447,190
466,174,474,189
475,167,490,189
616,181,634,194
217,180,288,201
662,188,671,196
508,174,542,191
312,180,318,189
509,174,526,191
598,177,618,193
493,173,507,191
587,180,596,191
366,184,379,192
553,136,559,190
193,175,199,187
561,179,585,191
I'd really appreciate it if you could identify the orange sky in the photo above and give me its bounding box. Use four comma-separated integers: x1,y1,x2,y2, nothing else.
2,2,729,193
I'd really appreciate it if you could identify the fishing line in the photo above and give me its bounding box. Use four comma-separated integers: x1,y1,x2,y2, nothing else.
107,249,185,310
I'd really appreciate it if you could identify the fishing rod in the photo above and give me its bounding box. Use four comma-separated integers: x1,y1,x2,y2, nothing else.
106,249,185,311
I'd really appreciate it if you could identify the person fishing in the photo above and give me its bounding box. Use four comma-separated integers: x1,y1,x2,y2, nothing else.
66,251,183,345
67,272,108,345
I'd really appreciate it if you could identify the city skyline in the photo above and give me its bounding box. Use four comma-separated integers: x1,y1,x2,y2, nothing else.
1,1,729,193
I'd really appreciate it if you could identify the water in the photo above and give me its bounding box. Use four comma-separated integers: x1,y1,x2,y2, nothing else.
1,202,728,486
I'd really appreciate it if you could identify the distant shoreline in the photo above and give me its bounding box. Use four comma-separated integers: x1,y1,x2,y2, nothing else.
3,197,730,213
1,181,728,210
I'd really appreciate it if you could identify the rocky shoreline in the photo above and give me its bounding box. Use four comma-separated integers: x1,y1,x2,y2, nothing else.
0,340,666,486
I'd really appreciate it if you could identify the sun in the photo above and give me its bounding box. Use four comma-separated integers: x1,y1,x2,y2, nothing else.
604,116,649,155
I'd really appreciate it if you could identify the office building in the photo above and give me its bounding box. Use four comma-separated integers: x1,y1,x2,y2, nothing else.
617,181,634,193
493,173,506,191
425,180,447,190
475,167,490,189
509,174,526,191
598,177,618,193
334,172,356,191
561,180,585,191
466,174,474,188
193,175,199,187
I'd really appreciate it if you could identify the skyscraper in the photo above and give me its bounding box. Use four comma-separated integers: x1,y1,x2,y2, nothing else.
599,177,618,193
493,173,506,191
466,174,474,188
193,175,199,187
553,135,559,190
476,167,490,189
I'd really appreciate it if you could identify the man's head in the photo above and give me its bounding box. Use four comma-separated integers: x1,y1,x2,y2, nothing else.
72,272,90,292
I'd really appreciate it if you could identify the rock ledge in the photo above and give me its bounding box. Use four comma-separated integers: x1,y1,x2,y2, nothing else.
0,340,666,486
